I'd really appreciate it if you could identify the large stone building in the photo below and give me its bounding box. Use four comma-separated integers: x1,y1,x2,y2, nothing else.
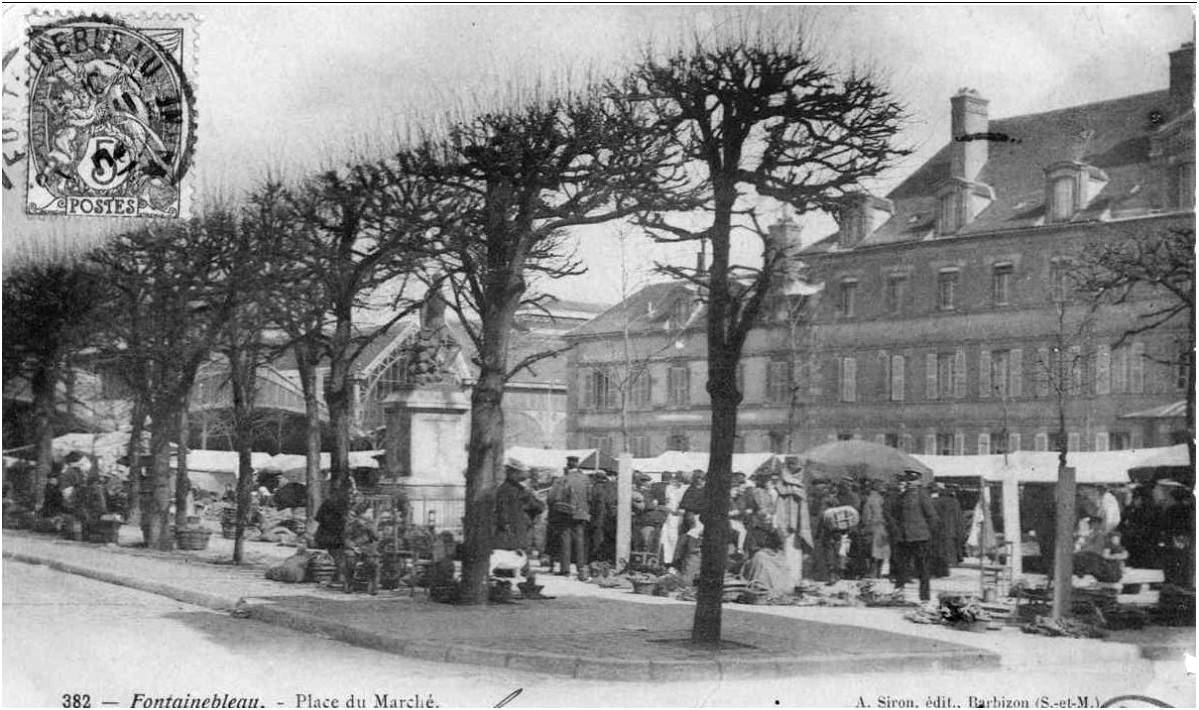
566,43,1194,459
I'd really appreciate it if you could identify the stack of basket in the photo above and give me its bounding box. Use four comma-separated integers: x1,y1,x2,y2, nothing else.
175,526,212,551
84,518,122,544
220,506,239,539
307,552,337,584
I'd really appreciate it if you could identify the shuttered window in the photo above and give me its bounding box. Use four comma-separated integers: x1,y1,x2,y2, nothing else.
890,355,905,401
977,433,991,455
925,353,938,399
839,357,857,403
1036,347,1050,397
1130,342,1145,393
1095,344,1111,395
1009,348,1023,398
1008,432,1022,453
1034,432,1048,452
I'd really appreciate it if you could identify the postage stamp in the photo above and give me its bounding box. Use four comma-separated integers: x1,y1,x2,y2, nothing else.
23,12,197,218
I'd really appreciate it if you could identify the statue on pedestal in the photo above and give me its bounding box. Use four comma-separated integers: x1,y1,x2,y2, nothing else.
403,288,460,387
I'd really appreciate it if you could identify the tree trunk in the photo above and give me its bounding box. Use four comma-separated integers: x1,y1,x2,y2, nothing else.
461,366,506,605
174,406,190,529
31,363,57,511
326,317,354,494
295,341,324,530
693,364,739,645
125,401,147,527
1051,399,1075,619
230,348,257,564
144,421,175,550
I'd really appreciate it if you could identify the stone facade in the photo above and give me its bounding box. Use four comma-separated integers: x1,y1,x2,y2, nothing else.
566,44,1195,460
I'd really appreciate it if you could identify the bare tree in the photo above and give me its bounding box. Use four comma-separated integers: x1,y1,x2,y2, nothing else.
625,28,909,643
401,83,679,604
92,215,241,549
211,182,303,563
2,260,109,508
284,160,442,506
1030,293,1095,620
1074,227,1195,467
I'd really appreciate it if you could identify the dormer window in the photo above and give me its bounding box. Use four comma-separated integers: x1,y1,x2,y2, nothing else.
1050,176,1076,222
938,192,963,235
935,178,995,235
670,297,691,327
838,278,858,317
1045,161,1108,222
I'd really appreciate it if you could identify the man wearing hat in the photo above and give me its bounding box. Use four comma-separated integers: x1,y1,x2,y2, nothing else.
493,458,545,589
546,455,591,580
886,468,940,601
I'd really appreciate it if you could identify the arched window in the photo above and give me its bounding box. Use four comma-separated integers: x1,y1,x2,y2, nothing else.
1050,176,1076,222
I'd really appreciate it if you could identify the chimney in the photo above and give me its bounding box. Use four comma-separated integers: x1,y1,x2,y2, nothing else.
836,193,893,249
767,217,804,280
1170,42,1194,104
950,88,990,182
695,241,707,275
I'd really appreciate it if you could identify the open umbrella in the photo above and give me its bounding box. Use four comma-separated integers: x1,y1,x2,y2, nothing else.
798,440,933,485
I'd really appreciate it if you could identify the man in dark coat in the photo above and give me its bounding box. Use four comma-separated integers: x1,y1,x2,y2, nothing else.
41,474,65,518
547,456,591,580
886,469,940,601
494,459,545,552
588,470,618,564
930,483,963,577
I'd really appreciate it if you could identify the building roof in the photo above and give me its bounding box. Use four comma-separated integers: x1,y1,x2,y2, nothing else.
1120,399,1188,420
566,282,698,338
806,89,1191,253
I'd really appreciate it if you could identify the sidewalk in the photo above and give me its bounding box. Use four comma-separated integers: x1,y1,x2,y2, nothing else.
4,528,1190,680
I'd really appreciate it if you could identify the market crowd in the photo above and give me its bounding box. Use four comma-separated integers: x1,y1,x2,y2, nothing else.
486,454,1195,602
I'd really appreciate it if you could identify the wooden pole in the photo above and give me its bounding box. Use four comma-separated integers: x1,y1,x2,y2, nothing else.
617,452,633,568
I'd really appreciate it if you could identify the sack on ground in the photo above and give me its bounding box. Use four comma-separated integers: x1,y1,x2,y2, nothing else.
266,545,312,583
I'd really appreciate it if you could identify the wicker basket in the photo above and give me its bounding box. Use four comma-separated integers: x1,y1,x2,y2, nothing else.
85,519,122,544
175,527,212,551
307,553,337,584
632,579,658,595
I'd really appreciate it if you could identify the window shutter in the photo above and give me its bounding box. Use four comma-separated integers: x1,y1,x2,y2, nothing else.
843,357,857,402
979,350,992,398
581,370,594,409
1095,344,1111,395
954,348,967,398
1009,432,1022,453
880,351,890,402
954,431,966,456
1009,348,1023,398
1036,347,1050,397
923,434,936,455
1130,342,1145,393
1095,432,1109,452
1112,346,1127,393
1068,346,1083,393
891,355,905,401
1068,432,1081,452
607,371,618,409
1034,432,1048,452
978,433,991,455
1131,430,1144,449
925,353,938,399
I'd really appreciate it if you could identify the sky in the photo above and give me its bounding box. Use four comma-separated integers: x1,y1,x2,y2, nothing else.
2,4,1193,307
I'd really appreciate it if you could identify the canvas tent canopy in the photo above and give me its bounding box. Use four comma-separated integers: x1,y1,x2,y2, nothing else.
258,451,383,481
630,450,779,476
505,446,619,473
917,444,1191,485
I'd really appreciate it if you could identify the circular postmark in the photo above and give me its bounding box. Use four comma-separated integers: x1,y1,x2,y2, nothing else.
26,14,196,217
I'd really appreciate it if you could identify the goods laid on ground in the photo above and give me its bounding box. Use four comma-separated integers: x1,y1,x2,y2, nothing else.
265,547,312,583
84,517,122,544
1021,615,1107,639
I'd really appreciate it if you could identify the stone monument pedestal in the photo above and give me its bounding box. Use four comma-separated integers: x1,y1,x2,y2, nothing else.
384,384,470,530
